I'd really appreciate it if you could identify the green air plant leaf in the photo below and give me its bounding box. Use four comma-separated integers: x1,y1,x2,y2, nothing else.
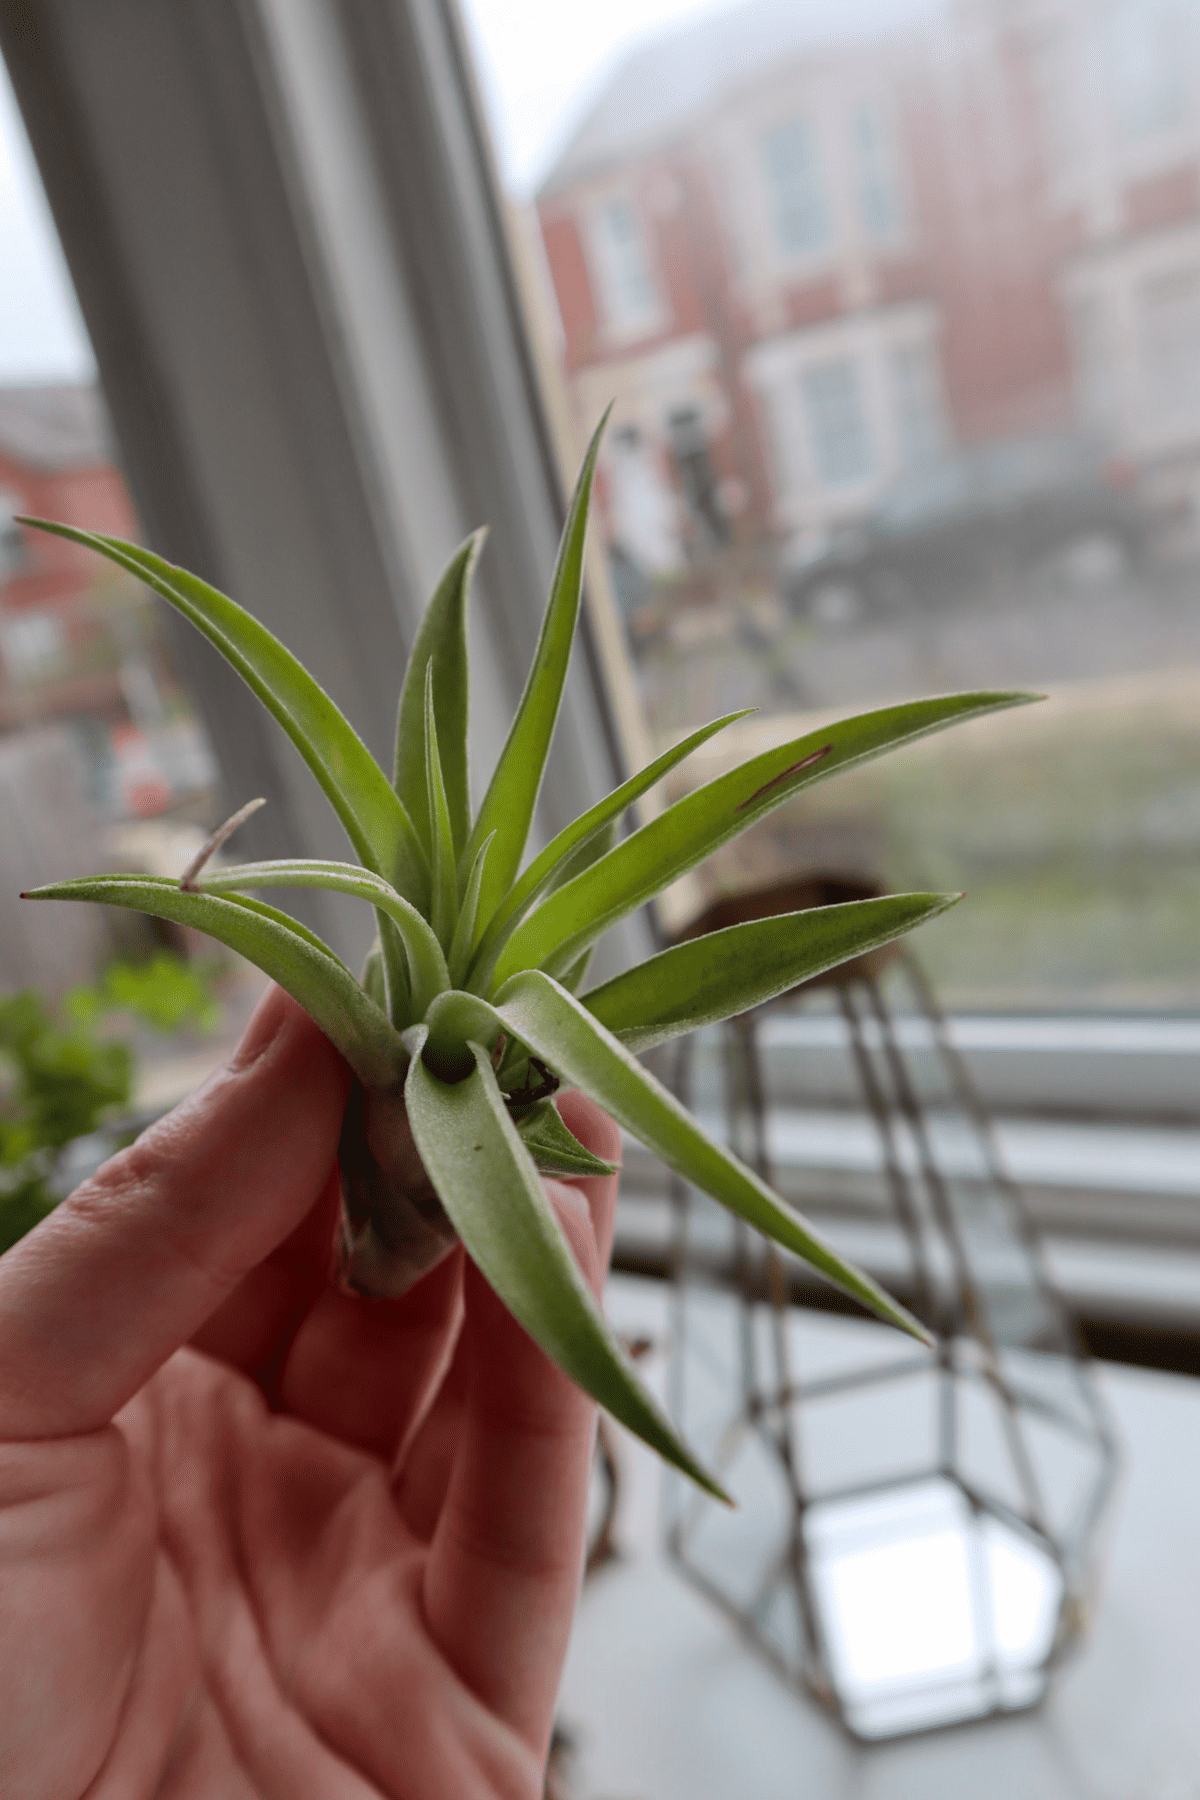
393,531,480,860
515,1098,619,1178
21,417,1034,1494
23,875,406,1090
490,691,1035,987
465,708,750,991
17,520,429,906
424,664,459,953
459,409,609,930
194,860,449,1025
582,893,961,1052
421,978,929,1345
448,831,496,986
406,1036,728,1500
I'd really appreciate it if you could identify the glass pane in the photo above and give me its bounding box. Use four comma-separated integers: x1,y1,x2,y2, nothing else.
461,0,1200,1009
0,53,248,1165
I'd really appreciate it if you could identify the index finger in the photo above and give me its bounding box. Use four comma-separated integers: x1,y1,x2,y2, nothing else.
0,987,346,1440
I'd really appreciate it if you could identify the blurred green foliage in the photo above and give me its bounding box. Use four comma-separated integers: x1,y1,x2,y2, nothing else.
0,953,220,1255
67,951,221,1036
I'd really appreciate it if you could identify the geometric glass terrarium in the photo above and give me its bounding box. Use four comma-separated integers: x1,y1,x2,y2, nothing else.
664,940,1119,1741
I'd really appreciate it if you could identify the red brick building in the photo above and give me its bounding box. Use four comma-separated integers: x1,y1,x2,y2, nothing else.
535,0,1199,569
0,383,138,722
0,384,216,814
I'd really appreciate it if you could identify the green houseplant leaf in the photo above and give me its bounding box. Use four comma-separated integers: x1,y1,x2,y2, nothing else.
393,530,480,860
492,692,1034,987
406,1036,728,1500
420,978,929,1344
465,708,750,989
514,1098,619,1178
459,411,609,930
18,521,428,905
447,831,496,986
424,664,460,952
23,874,407,1090
582,893,960,1052
194,859,450,1025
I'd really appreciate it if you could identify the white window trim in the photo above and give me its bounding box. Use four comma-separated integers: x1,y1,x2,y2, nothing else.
744,302,942,532
757,105,839,277
583,186,670,348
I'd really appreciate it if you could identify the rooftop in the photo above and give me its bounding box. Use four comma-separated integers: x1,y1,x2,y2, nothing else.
537,0,942,196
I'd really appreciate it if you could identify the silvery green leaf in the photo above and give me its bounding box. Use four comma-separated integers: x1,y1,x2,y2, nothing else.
24,874,407,1089
494,691,1036,986
459,411,609,931
448,832,495,987
406,1035,727,1499
424,664,458,952
19,520,428,904
466,708,749,992
583,893,960,1051
197,858,449,1023
514,1098,619,1178
427,975,929,1344
393,530,479,860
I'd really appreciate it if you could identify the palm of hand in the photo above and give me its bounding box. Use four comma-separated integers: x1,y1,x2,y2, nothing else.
0,992,617,1800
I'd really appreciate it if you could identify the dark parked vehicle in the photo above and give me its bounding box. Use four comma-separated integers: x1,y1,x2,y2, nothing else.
784,435,1148,623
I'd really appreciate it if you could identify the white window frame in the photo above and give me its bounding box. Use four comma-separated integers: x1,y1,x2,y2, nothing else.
586,190,667,343
848,100,904,247
758,109,835,269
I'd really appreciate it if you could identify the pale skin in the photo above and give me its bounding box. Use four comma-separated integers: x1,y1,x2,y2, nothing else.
0,985,622,1799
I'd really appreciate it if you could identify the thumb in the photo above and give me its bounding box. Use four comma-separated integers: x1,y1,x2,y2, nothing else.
0,985,347,1440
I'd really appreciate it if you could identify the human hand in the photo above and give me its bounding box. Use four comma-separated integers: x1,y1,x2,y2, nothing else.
0,986,620,1799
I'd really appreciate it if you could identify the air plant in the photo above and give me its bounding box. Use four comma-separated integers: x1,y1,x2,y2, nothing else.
19,419,1029,1497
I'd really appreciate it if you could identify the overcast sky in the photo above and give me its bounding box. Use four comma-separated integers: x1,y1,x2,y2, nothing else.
0,0,928,382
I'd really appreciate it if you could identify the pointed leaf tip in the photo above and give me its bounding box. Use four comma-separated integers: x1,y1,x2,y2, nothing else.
462,411,610,933
424,661,459,952
394,531,477,859
18,519,427,902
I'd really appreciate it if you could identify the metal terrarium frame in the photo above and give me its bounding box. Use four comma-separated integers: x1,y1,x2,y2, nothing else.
664,929,1120,1742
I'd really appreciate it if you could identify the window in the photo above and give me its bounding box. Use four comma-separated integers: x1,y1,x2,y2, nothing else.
889,341,945,466
1139,268,1200,416
590,197,662,334
803,359,873,487
851,104,901,241
760,113,832,260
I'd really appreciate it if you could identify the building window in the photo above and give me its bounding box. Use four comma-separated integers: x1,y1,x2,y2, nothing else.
590,197,661,335
1139,267,1200,417
760,113,832,260
1105,0,1189,142
851,104,901,241
890,341,945,466
802,359,873,487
